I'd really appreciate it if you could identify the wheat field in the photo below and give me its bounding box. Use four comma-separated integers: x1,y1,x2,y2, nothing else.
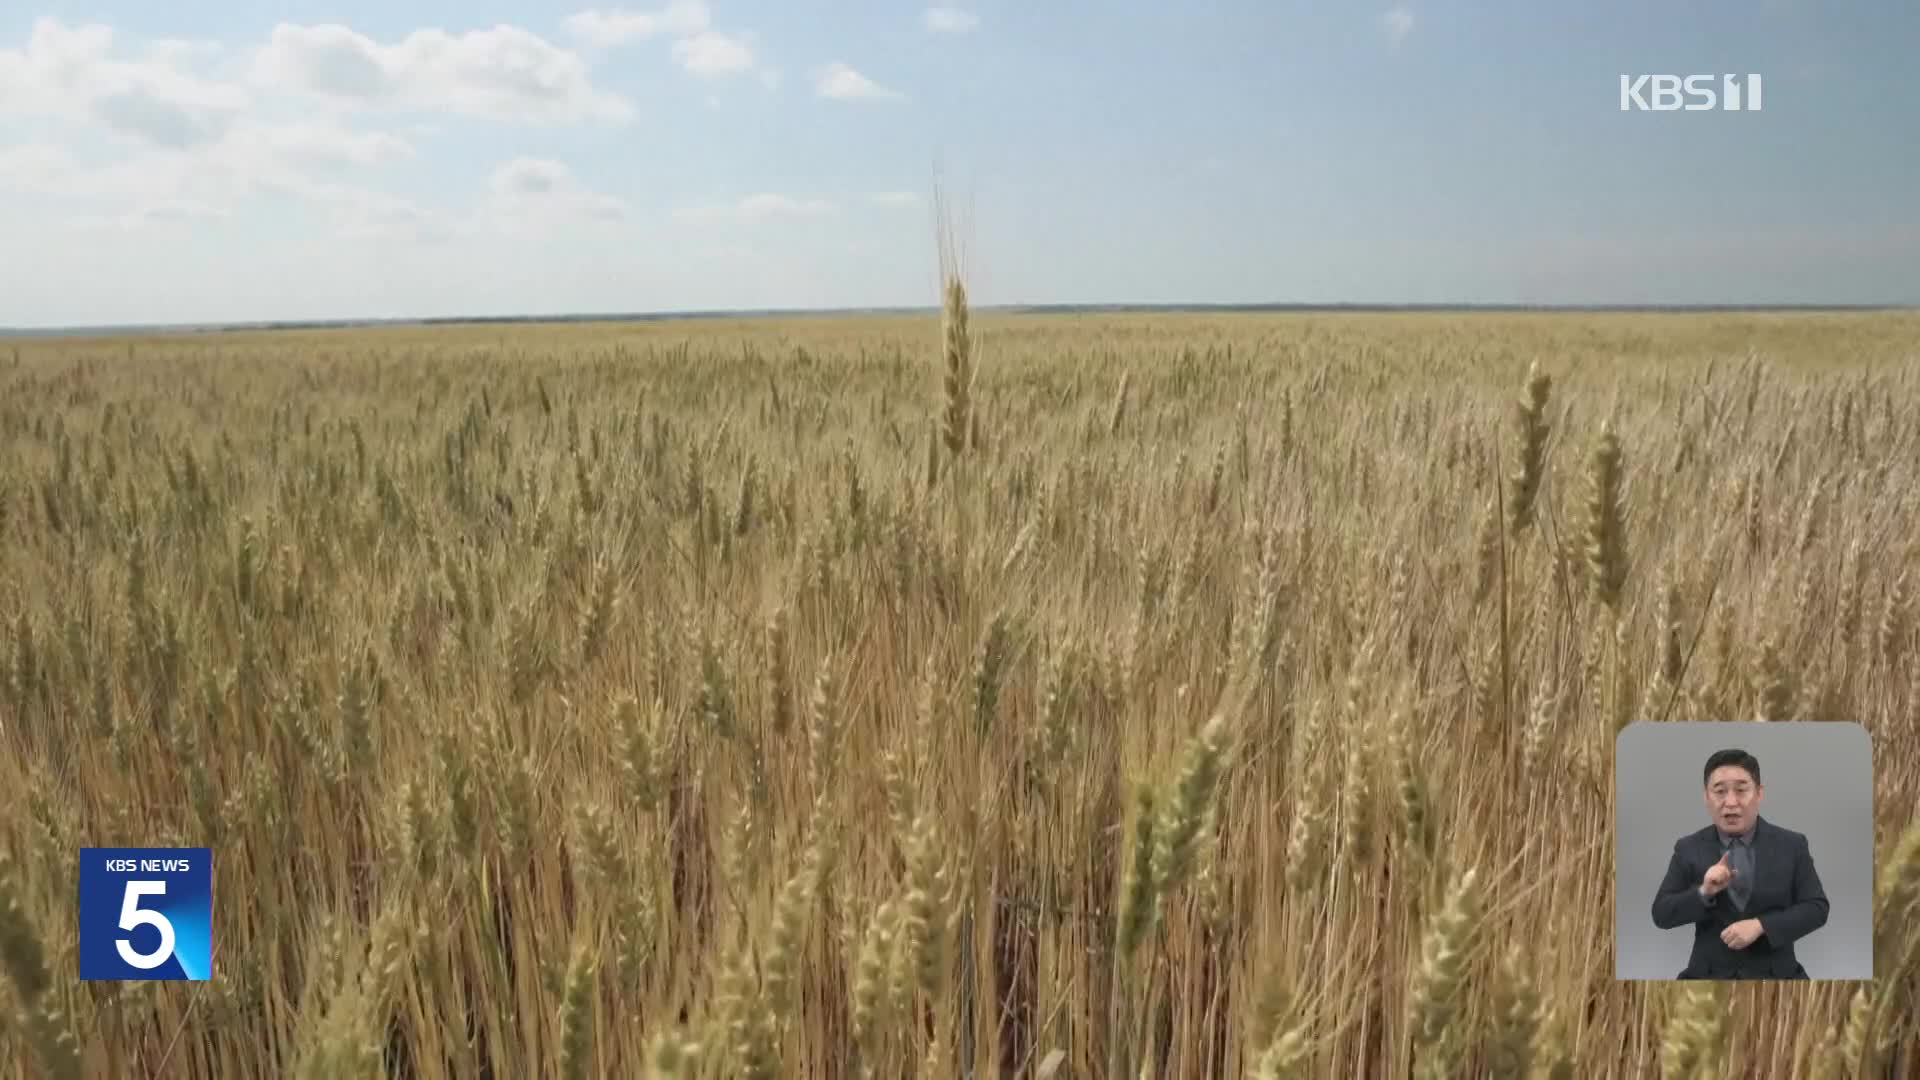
1,302,1917,1078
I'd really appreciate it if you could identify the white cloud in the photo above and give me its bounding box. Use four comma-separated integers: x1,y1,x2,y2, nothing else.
0,19,621,248
0,18,112,112
265,160,624,243
321,187,464,242
923,8,980,34
1378,7,1414,45
814,62,904,101
0,17,249,148
0,124,416,226
870,191,920,207
490,156,571,197
674,193,837,225
562,3,710,48
692,242,758,260
0,22,420,188
672,31,754,76
251,22,632,123
0,115,433,252
91,89,226,148
0,144,67,187
0,144,134,200
231,122,416,169
562,6,763,82
71,199,232,233
488,156,628,222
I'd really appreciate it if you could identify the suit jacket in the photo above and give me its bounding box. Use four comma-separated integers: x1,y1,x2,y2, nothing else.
1650,816,1830,979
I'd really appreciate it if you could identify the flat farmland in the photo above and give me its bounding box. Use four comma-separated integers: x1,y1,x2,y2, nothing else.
1,308,1917,1078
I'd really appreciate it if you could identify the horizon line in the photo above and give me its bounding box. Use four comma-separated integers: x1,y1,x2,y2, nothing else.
5,300,1916,338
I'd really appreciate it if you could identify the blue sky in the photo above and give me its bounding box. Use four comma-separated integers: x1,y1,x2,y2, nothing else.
1,1,1915,326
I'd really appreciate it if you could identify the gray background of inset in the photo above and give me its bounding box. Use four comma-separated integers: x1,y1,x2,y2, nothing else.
1614,722,1874,981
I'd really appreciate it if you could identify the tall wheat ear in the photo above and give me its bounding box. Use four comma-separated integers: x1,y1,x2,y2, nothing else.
1408,864,1480,1080
933,182,974,465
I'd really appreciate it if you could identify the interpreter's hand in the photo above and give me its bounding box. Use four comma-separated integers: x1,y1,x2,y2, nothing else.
1721,919,1764,950
1701,850,1736,897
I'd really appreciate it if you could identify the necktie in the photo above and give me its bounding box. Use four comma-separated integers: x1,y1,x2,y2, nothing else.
1728,838,1752,910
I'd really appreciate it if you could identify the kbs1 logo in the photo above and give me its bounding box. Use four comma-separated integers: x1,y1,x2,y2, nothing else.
79,848,212,981
1620,74,1763,112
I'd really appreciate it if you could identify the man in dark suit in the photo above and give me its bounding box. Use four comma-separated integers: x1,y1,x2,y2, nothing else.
1650,748,1830,979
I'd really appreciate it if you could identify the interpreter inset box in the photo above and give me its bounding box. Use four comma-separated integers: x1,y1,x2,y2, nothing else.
1615,723,1871,981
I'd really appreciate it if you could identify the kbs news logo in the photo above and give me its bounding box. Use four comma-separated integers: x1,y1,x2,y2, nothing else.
1619,74,1763,112
78,848,212,981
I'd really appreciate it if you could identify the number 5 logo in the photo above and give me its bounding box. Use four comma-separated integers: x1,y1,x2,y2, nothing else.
116,881,175,969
